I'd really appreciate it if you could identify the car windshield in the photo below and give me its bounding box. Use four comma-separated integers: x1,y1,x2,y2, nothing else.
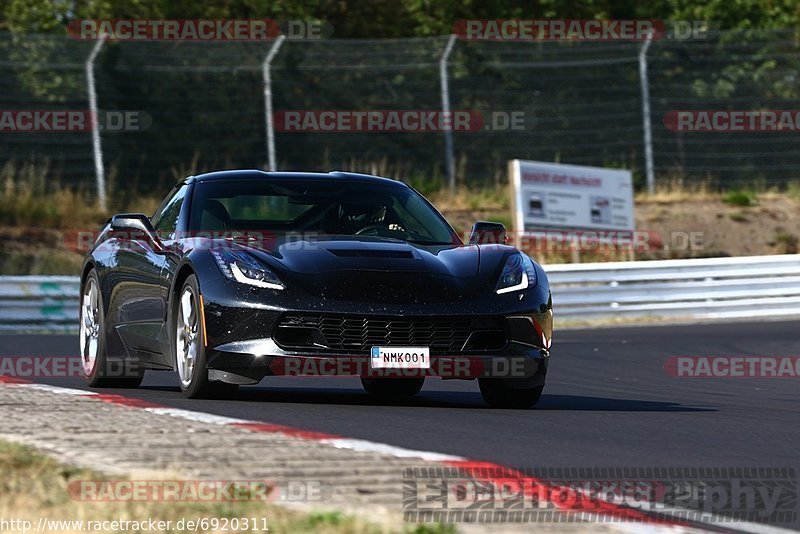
189,179,458,245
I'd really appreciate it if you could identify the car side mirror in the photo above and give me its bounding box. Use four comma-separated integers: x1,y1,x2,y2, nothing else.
468,221,508,245
110,213,164,251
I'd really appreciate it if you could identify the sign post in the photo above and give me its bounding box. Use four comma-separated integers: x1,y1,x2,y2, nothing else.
509,159,635,262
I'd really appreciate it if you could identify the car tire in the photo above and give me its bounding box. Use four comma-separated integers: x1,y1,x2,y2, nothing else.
174,274,238,399
360,377,424,399
478,378,544,409
80,269,144,388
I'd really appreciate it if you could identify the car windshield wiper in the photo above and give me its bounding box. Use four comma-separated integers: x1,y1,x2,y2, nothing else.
404,234,453,246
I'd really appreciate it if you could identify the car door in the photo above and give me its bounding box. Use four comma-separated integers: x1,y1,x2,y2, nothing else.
111,184,187,362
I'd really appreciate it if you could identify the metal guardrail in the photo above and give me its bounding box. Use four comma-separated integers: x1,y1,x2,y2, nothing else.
547,254,800,320
0,276,79,332
0,254,798,332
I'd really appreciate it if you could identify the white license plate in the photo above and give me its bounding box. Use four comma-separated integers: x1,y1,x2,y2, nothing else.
370,346,430,369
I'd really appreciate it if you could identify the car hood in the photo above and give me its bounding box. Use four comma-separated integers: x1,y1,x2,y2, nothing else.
235,236,515,304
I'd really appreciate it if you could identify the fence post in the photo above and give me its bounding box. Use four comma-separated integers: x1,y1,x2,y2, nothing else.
439,34,457,193
639,31,655,194
85,37,106,211
263,35,286,172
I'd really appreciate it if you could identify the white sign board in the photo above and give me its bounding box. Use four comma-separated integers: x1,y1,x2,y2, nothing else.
510,159,635,232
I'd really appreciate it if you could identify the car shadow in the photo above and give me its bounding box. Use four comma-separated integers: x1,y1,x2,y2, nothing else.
183,386,714,412
535,394,714,412
136,375,713,412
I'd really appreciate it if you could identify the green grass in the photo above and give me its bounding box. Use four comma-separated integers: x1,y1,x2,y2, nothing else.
774,231,799,254
0,248,84,275
405,525,457,534
722,190,758,207
404,173,446,197
0,164,160,230
787,182,800,201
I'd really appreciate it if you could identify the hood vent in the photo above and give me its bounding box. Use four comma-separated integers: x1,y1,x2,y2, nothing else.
328,249,414,259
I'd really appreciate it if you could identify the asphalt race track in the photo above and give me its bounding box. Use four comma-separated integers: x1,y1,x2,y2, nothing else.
2,320,798,468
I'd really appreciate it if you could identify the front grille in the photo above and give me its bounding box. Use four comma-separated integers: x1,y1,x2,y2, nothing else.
274,313,508,354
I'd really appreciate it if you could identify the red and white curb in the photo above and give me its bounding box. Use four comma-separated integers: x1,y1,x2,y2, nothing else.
0,377,794,534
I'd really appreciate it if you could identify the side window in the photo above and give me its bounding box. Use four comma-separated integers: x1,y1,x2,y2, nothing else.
152,184,188,239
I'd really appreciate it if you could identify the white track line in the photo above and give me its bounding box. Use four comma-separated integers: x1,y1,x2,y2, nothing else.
20,383,98,395
321,437,464,461
143,407,249,425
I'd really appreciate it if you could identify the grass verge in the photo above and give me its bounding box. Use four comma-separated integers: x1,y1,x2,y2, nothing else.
0,440,446,533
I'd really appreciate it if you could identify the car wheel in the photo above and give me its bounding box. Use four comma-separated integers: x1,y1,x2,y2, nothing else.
360,377,424,398
175,274,238,399
80,270,144,388
478,378,544,409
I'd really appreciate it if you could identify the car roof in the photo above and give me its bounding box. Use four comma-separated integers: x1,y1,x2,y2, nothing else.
186,170,407,187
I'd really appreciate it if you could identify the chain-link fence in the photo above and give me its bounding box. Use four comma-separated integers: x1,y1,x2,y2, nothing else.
1,29,799,199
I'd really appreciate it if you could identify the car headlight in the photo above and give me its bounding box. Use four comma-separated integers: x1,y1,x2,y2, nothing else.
211,249,284,290
496,252,537,294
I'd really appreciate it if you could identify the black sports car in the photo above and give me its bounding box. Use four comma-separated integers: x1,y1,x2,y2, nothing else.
79,170,553,408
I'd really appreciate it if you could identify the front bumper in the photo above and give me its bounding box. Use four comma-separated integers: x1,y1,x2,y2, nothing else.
199,276,553,384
